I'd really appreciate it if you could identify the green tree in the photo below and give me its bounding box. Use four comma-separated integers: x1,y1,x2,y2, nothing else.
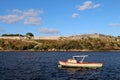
26,32,34,37
26,32,34,39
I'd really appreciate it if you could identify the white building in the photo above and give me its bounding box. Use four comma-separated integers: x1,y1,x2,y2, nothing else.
34,36,60,40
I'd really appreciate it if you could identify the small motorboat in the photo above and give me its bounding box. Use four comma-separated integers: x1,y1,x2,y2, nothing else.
58,55,103,68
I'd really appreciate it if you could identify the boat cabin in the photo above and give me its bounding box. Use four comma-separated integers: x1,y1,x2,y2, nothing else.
67,59,77,63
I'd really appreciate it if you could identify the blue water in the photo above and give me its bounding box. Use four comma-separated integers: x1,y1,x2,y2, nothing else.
0,51,120,80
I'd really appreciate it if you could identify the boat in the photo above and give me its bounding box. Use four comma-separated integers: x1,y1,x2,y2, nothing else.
58,55,103,68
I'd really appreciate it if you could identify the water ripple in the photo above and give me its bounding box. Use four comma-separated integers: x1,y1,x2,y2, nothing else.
0,51,120,80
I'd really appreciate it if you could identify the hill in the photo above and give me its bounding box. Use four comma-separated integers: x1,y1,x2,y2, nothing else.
0,33,120,51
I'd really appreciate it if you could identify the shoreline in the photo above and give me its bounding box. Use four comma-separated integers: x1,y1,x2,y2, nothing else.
1,49,120,52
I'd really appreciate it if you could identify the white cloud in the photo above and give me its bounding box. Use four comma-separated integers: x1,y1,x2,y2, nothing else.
24,17,42,25
12,9,22,13
77,1,100,11
0,14,23,23
38,28,59,34
0,9,43,25
77,1,92,11
110,23,120,27
93,4,101,8
23,9,43,17
72,13,79,18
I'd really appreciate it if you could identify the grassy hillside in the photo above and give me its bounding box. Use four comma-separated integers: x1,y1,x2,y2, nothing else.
0,36,120,51
0,39,36,50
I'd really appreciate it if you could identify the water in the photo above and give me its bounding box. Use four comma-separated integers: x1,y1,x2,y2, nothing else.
0,51,120,80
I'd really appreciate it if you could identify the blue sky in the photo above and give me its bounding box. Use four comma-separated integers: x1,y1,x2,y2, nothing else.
0,0,120,36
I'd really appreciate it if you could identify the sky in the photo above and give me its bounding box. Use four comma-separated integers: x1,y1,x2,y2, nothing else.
0,0,120,36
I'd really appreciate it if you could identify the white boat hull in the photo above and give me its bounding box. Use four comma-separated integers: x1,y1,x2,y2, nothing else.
59,60,103,68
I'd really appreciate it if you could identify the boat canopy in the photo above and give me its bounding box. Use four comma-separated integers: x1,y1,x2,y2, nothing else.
73,55,88,58
73,55,88,63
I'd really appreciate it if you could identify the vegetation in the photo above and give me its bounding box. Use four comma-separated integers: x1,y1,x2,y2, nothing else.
26,32,34,40
0,39,36,50
0,33,120,51
1,32,34,37
2,34,24,37
34,37,120,51
26,32,34,37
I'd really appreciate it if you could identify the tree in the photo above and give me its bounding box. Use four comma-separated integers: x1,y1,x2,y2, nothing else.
26,32,34,37
26,32,34,39
2,34,23,37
